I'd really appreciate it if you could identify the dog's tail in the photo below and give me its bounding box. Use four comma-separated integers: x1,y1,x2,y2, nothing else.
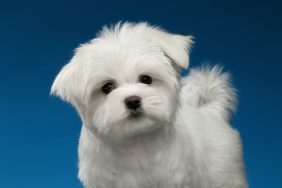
181,65,237,122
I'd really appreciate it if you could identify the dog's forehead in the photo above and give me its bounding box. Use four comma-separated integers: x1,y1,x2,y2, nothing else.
90,41,167,79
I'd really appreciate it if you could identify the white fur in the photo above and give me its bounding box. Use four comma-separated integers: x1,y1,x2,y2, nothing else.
181,65,237,122
51,22,247,188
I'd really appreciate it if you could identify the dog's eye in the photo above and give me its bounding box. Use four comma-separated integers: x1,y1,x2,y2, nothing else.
101,82,115,94
139,75,152,85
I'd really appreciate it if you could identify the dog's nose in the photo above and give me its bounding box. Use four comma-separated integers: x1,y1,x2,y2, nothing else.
124,96,141,110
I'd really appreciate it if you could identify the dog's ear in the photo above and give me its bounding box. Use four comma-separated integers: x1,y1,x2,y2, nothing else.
51,46,94,124
50,49,87,105
159,34,193,70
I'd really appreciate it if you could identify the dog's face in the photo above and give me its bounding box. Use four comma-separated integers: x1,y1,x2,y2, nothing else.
51,23,193,142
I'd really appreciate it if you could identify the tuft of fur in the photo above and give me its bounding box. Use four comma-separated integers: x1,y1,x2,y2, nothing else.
181,65,237,122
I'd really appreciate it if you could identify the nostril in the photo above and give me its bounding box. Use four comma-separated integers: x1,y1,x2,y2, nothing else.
125,96,141,110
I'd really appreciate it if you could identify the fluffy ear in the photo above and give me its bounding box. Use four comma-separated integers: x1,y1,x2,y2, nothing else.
50,53,87,105
159,34,193,70
51,48,95,124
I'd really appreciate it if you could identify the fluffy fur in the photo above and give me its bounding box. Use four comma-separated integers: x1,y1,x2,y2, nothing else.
51,22,247,188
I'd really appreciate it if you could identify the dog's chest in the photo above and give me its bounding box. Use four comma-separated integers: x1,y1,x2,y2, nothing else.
78,128,192,188
81,153,191,188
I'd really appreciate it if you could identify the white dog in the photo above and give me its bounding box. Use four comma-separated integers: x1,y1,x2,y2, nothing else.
51,22,247,188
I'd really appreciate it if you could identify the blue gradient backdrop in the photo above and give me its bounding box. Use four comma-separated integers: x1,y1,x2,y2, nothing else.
0,0,281,187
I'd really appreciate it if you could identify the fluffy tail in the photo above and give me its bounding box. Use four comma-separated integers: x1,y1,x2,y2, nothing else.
181,65,237,122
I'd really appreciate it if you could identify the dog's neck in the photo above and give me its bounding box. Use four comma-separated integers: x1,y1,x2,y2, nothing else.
79,123,182,172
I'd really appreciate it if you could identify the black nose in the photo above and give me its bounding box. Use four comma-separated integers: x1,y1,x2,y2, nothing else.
124,96,141,110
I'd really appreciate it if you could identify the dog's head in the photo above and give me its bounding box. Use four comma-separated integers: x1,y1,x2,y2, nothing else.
51,22,193,142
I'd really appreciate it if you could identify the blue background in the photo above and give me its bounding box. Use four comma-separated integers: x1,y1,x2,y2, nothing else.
0,0,281,187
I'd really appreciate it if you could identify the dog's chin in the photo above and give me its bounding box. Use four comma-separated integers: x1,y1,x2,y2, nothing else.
96,110,168,144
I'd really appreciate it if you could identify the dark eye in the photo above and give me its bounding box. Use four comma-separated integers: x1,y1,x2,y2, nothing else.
101,82,115,94
139,75,152,85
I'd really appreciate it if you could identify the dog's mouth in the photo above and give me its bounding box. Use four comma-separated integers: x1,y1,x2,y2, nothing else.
127,109,143,119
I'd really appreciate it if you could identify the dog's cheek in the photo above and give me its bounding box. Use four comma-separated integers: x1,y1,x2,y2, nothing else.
98,93,127,124
90,106,108,134
142,91,171,122
159,87,178,120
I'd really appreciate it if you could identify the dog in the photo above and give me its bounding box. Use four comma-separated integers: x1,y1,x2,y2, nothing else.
51,22,248,188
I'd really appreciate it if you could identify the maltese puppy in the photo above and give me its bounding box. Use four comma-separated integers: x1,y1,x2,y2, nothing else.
51,22,247,188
